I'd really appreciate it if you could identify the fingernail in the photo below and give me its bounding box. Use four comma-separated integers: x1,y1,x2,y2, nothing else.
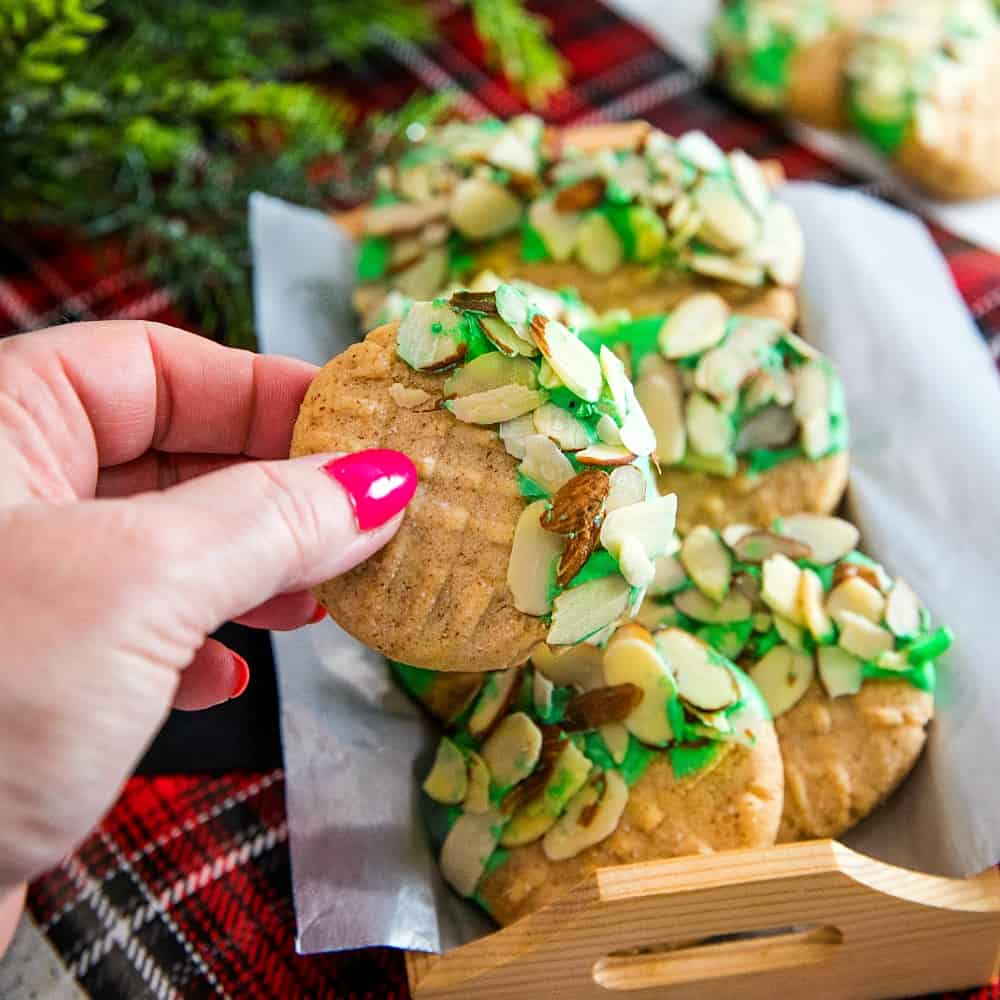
323,449,417,531
308,603,327,624
230,654,250,700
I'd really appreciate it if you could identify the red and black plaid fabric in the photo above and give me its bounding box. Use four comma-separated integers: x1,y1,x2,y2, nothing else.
3,2,999,997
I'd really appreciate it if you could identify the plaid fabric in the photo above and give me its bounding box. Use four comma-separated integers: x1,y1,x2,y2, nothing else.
2,1,999,996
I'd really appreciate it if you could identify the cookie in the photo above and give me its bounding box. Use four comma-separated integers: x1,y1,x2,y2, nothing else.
291,284,679,670
633,514,951,841
338,116,804,328
417,626,783,925
581,293,850,533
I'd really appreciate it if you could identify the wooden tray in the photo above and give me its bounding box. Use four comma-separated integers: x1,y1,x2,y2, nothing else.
405,840,1000,999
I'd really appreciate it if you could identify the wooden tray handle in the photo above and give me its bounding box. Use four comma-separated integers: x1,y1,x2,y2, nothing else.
407,840,1000,1000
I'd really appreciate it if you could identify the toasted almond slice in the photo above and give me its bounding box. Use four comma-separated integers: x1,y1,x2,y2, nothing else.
396,301,467,371
686,392,733,458
533,669,555,717
532,402,591,451
729,150,770,218
603,636,676,745
721,523,755,550
563,684,644,731
636,366,686,465
733,530,811,563
443,352,537,398
689,254,765,287
834,561,885,593
449,177,522,240
672,587,751,624
543,770,629,861
600,492,679,564
529,197,580,261
837,611,895,661
793,362,830,421
647,555,687,597
389,383,434,410
599,723,630,765
531,642,605,690
761,553,804,624
519,434,577,494
464,753,492,814
694,343,759,401
576,444,636,466
605,465,647,511
735,405,798,452
548,575,632,647
885,579,922,638
530,316,603,402
633,598,672,630
561,120,650,153
362,196,449,237
827,576,886,625
508,501,565,616
450,384,545,424
395,246,451,300
762,201,804,287
778,514,859,565
554,176,607,213
488,127,538,176
499,413,536,459
817,646,863,699
441,809,504,897
479,314,539,357
657,293,731,359
681,525,732,602
798,568,835,642
575,214,625,275
422,737,468,804
697,184,759,253
467,668,522,739
749,645,814,718
482,712,543,789
676,130,727,173
501,739,592,847
655,628,740,712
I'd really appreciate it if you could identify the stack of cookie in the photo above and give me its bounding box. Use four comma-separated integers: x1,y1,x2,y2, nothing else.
712,0,1000,200
290,115,952,926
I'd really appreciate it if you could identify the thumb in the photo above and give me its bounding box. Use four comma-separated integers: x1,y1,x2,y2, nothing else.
133,448,417,634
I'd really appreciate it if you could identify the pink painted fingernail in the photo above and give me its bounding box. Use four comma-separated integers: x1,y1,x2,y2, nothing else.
230,654,250,700
308,603,327,624
322,449,417,531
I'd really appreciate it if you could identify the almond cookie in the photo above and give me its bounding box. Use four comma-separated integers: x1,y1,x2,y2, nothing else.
291,283,679,671
582,293,850,533
415,624,783,925
634,514,951,841
339,117,803,329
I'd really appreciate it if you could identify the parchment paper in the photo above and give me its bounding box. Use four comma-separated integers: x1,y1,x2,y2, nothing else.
249,184,1000,957
605,0,1000,254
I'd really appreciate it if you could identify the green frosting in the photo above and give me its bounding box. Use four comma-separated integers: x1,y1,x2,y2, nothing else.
390,660,435,698
520,218,550,262
357,236,389,282
566,549,621,589
669,741,722,779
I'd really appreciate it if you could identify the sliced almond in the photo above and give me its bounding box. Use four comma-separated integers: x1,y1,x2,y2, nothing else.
694,343,759,401
657,293,730,359
801,410,832,461
636,364,686,465
395,246,450,300
543,770,628,861
616,534,654,589
576,444,636,466
875,650,910,672
603,634,676,745
600,492,679,565
494,283,532,336
721,523,755,550
827,576,886,625
673,587,751,624
537,359,563,390
798,568,835,642
529,197,580,261
596,414,623,447
648,554,687,597
655,628,740,712
548,575,632,647
749,645,814,718
508,501,565,616
697,183,759,253
733,530,811,563
561,120,650,154
533,402,591,451
443,352,537,398
563,684,644,731
680,525,732,602
531,642,605,691
689,253,765,287
676,130,727,173
530,316,602,402
422,737,468,804
762,201,804,286
449,177,522,240
778,514,859,565
479,315,539,357
519,434,577,494
834,560,886,593
729,150,770,218
761,553,804,624
464,753,492,814
633,597,672,630
793,362,830,421
774,614,806,651
450,384,545,424
735,405,798,452
467,668,522,739
488,127,539,176
600,723,630,765
396,302,466,371
533,669,555,717
574,213,625,275
885,579,922,638
618,393,657,458
744,368,795,411
753,611,773,633
837,610,895,661
686,392,733,458
440,809,503,897
817,646,863,699
362,196,449,237
554,176,606,213
482,712,543,789
389,383,434,410
499,413,536,459
606,464,647,512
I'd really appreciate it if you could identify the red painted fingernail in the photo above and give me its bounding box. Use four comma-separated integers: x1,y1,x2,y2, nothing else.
308,603,327,624
322,449,417,531
230,654,250,700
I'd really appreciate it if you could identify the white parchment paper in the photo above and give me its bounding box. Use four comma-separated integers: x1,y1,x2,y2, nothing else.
249,184,1000,957
606,0,1000,254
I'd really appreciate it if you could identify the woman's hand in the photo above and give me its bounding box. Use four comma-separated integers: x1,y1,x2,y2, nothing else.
0,321,416,900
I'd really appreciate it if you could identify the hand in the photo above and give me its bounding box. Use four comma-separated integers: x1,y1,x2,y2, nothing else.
0,321,416,904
